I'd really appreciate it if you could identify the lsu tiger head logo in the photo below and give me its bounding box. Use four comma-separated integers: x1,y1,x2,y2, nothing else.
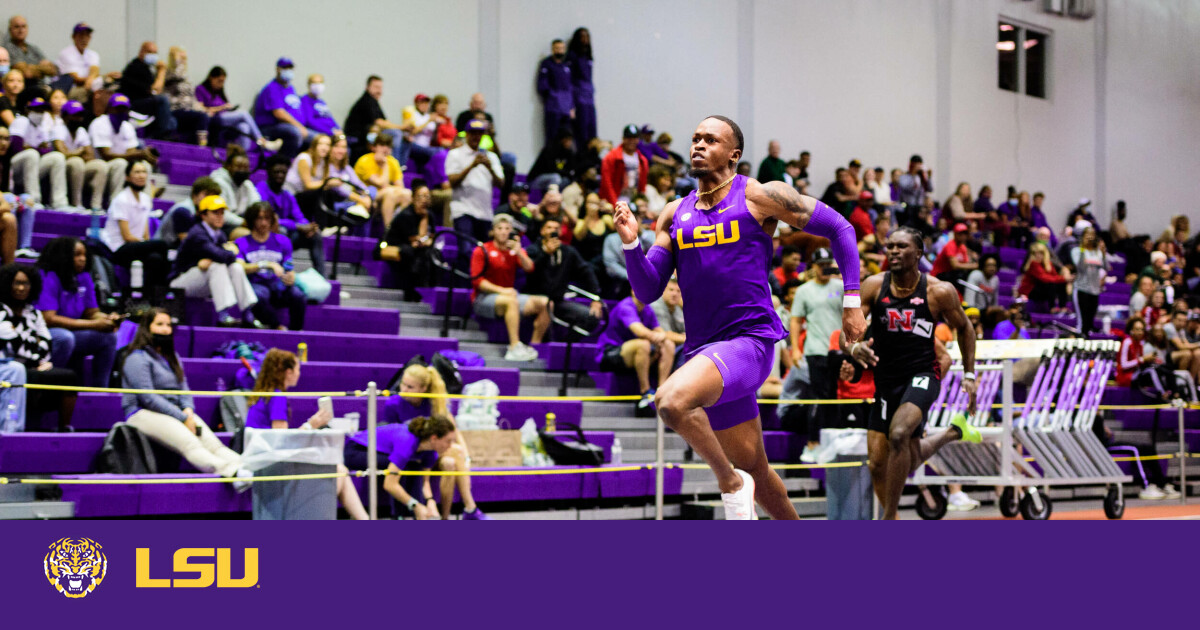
44,538,107,598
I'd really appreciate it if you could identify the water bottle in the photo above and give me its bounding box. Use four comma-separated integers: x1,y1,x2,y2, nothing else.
544,412,556,433
297,342,308,363
1,402,17,433
88,207,104,241
131,260,144,290
1102,314,1112,335
611,438,622,464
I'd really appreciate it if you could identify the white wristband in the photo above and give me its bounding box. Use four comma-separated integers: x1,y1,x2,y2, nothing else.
622,239,641,250
962,372,976,381
842,295,861,309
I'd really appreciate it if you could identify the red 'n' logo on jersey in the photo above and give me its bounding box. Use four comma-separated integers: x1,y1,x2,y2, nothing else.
886,309,915,332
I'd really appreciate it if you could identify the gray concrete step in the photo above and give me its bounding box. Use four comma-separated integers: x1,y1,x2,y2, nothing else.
520,371,595,388
520,386,605,398
403,312,478,330
615,432,686,450
681,476,819,497
579,416,657,431
485,357,548,370
584,401,639,418
623,448,686,463
401,326,489,342
0,501,75,520
338,285,407,301
681,496,827,519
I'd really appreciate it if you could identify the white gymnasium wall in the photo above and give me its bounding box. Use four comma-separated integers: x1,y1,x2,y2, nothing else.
1104,0,1200,236
6,0,128,77
495,0,740,170
947,0,1098,233
21,1,1200,234
155,0,480,144
752,0,939,196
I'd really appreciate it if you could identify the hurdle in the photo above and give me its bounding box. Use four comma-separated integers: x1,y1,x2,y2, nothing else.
913,339,1132,520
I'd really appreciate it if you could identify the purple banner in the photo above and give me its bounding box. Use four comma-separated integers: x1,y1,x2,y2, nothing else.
0,521,1193,626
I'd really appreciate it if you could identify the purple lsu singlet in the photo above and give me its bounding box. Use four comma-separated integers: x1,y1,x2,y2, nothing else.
669,175,786,354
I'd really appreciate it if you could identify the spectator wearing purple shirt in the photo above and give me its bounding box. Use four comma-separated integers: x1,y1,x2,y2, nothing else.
299,74,340,137
36,236,118,387
253,57,307,158
195,66,281,153
236,202,306,331
537,39,573,149
596,294,675,411
256,155,324,276
637,124,673,169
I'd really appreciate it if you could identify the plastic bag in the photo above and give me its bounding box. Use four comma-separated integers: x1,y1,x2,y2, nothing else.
294,268,332,303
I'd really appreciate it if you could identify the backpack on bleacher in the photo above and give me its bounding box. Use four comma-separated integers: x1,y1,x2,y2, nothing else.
95,423,159,474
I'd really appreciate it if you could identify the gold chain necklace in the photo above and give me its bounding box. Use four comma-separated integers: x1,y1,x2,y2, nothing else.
697,173,736,196
890,273,920,294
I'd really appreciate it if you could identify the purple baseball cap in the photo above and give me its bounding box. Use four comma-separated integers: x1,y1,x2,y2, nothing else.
276,57,294,68
639,124,654,135
62,100,86,116
465,119,488,133
25,97,48,111
73,22,94,35
108,93,131,109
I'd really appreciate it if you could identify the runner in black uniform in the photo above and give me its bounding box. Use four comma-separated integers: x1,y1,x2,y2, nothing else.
846,227,980,520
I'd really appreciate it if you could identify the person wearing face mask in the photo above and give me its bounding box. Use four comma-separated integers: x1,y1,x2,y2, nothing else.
299,74,340,138
163,46,211,146
256,155,323,276
120,41,177,140
88,93,159,208
121,308,248,484
537,39,573,149
101,160,169,292
208,144,259,231
49,96,105,212
253,57,308,159
0,262,78,431
170,195,259,327
10,97,67,231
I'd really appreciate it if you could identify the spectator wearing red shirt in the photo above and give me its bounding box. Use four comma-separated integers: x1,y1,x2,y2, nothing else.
771,246,802,297
470,214,550,361
1018,241,1070,313
829,330,874,429
1117,318,1153,387
847,191,875,241
931,223,978,290
599,125,648,205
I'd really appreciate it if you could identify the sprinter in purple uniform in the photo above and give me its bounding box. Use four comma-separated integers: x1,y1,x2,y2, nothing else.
613,115,866,520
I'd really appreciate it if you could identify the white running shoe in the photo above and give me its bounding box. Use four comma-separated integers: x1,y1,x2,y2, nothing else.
346,204,371,220
1139,485,1166,500
720,469,757,520
1161,483,1181,499
260,137,284,152
946,491,980,511
799,444,818,464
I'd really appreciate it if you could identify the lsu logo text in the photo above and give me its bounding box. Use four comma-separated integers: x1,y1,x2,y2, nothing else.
136,548,259,588
45,537,107,599
676,221,739,250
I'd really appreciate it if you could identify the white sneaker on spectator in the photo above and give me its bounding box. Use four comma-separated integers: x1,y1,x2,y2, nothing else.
947,491,980,511
346,204,371,220
1139,485,1166,500
799,444,818,464
721,469,757,520
14,248,39,259
1161,483,1181,499
259,137,284,152
128,112,156,128
504,344,537,362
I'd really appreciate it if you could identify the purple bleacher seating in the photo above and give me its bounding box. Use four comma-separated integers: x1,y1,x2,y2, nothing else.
999,246,1026,269
418,286,473,317
533,343,602,372
181,300,398,334
0,432,233,474
763,431,799,461
55,474,252,517
1109,408,1200,431
177,326,455,363
590,371,640,397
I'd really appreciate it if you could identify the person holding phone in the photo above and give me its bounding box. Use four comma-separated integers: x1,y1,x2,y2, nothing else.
246,349,368,520
469,214,550,362
35,237,119,387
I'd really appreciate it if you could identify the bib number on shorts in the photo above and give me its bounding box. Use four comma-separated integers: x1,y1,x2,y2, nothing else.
912,376,930,390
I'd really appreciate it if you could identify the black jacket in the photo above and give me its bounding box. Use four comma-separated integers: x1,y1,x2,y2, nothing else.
176,223,236,275
526,242,598,302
